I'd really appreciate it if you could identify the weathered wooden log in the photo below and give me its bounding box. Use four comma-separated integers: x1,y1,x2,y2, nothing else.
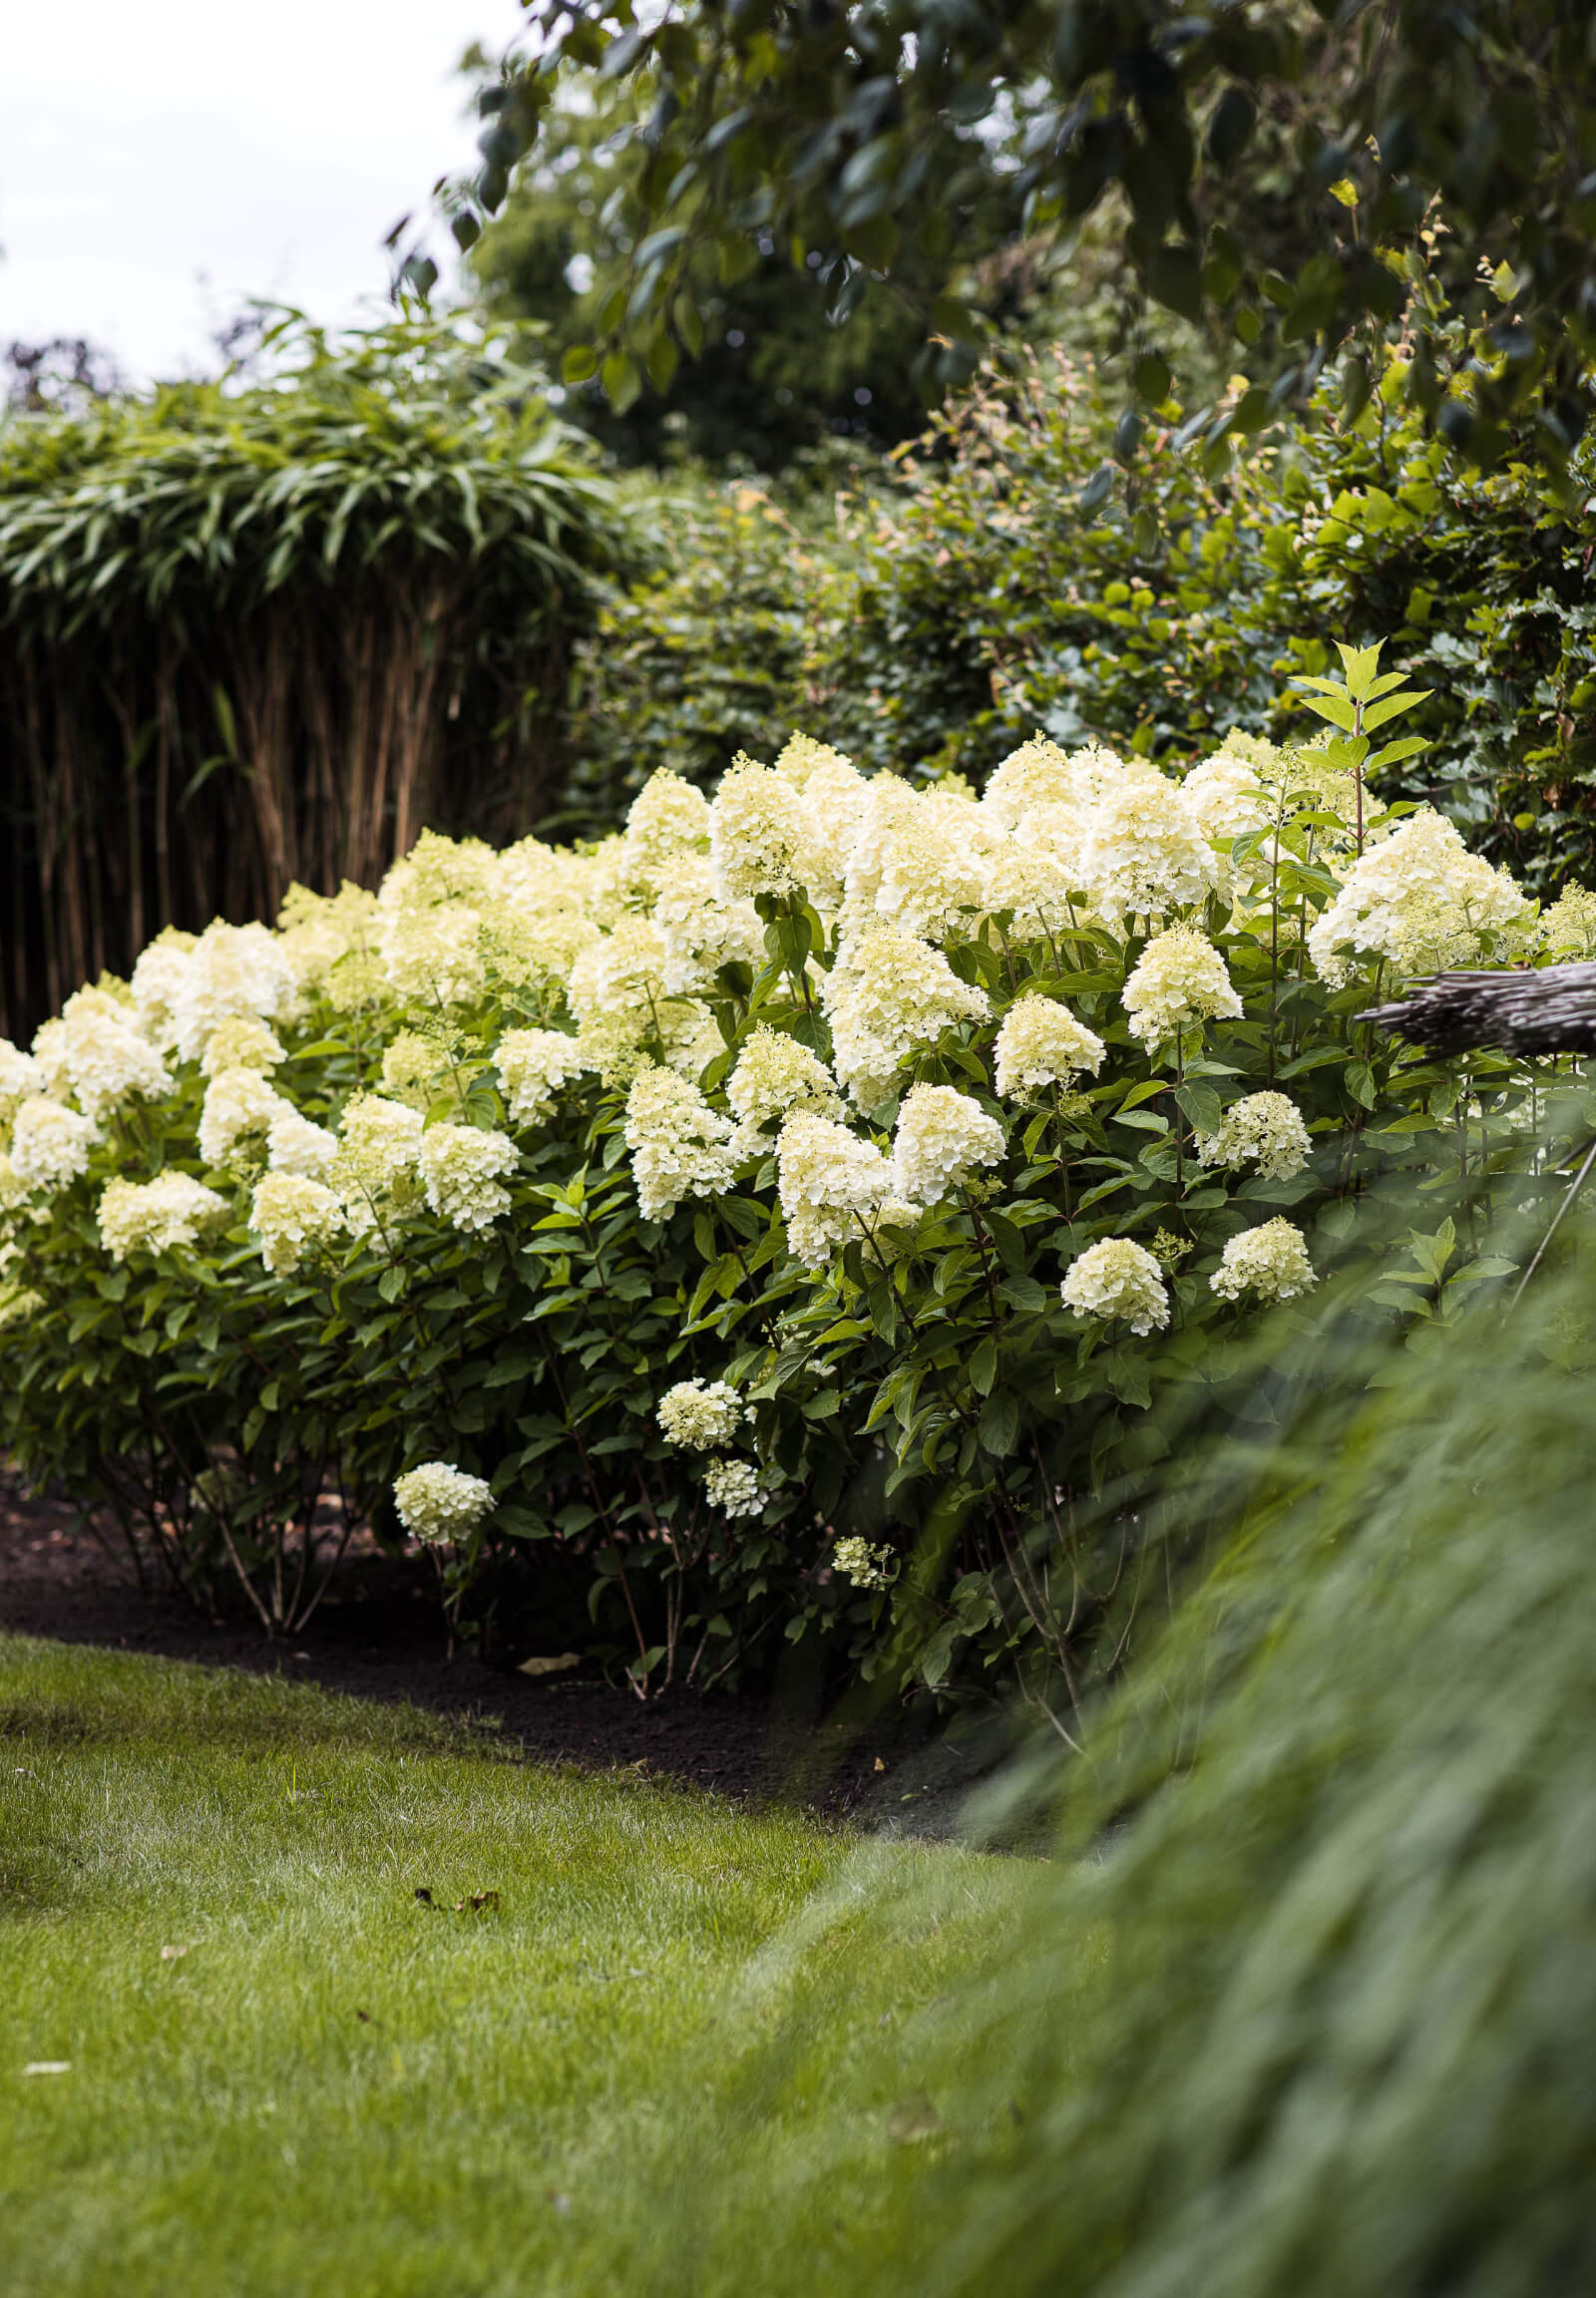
1370,964,1596,1058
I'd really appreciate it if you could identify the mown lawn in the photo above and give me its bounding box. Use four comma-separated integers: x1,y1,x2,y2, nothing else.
0,1635,1033,2298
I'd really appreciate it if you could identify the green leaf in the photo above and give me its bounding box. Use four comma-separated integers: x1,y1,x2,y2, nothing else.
978,1388,1017,1457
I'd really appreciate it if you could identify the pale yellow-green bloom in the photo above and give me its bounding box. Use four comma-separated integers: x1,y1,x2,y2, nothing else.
1122,928,1242,1046
249,1172,345,1276
1195,1091,1312,1182
416,1123,519,1232
1061,1237,1170,1335
1210,1217,1317,1303
657,1378,745,1449
993,994,1106,1097
393,1461,493,1545
622,1061,736,1223
890,1082,1005,1207
97,1173,229,1263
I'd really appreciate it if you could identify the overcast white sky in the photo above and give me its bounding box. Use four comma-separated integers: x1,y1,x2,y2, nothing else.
1,0,531,382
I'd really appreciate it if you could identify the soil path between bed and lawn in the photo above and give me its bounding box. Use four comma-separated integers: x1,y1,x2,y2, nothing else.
0,1473,994,1826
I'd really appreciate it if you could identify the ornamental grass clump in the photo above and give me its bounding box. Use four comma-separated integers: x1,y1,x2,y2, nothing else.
0,640,1577,1691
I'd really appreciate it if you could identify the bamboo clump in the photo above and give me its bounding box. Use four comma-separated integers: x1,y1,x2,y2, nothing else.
0,315,617,1037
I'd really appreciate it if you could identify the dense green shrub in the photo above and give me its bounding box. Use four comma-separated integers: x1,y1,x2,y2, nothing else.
555,478,847,839
4,647,1586,1706
0,315,618,1041
562,286,1596,892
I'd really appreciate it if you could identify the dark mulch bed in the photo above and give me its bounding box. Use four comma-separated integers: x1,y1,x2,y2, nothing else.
0,1476,995,1824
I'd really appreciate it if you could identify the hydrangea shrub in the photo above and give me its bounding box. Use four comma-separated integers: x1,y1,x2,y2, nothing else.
0,645,1577,1699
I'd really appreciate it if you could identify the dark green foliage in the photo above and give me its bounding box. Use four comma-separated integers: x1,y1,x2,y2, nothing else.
556,476,849,837
0,316,619,1039
561,323,1596,890
450,1,1596,472
468,90,1034,470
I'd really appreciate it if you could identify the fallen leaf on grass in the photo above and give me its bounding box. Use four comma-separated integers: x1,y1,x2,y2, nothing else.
886,2093,943,2142
517,1652,582,1678
21,2062,71,2078
160,1943,190,1962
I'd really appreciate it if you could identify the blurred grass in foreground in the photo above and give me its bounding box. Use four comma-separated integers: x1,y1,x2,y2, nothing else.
576,1221,1596,2298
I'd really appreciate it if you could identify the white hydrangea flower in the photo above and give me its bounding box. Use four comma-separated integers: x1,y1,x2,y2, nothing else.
874,800,987,944
726,1025,841,1155
993,994,1106,1097
416,1123,520,1232
775,1107,893,1269
1195,1091,1313,1181
1307,810,1531,987
249,1172,346,1275
710,754,819,901
821,926,991,1108
332,1095,426,1231
379,828,501,916
393,1461,494,1545
662,1001,730,1083
1210,1217,1317,1303
1538,884,1596,960
839,775,922,931
0,1037,45,1117
622,1060,737,1222
983,808,1089,941
891,1083,1005,1207
495,1028,589,1126
379,1030,443,1109
773,731,856,791
199,1069,283,1169
648,856,767,993
97,1173,229,1263
657,1378,746,1449
701,1455,768,1517
265,1103,338,1182
199,1017,284,1077
621,769,712,887
379,903,488,1007
1082,772,1223,924
795,748,872,911
172,921,295,1063
832,1536,895,1591
1180,748,1271,846
1060,1237,1170,1335
0,1149,25,1213
568,917,673,1041
980,735,1074,831
129,927,199,1050
275,881,382,997
35,990,169,1125
9,1097,99,1191
1122,928,1243,1047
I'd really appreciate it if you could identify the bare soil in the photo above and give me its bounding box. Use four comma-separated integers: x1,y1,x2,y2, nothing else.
0,1474,992,1823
